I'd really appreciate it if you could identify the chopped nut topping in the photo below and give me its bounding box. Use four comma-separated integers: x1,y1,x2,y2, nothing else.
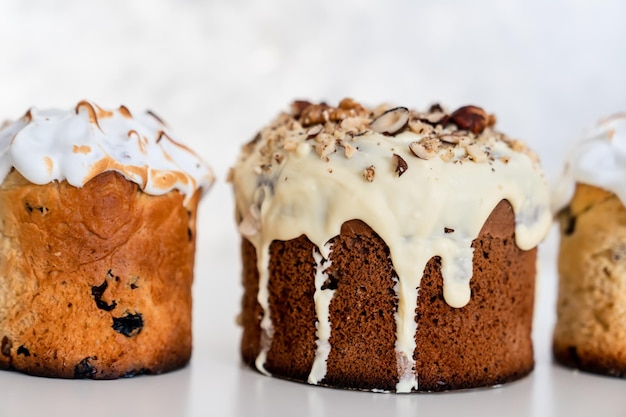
444,227,455,234
340,116,367,131
393,153,408,176
306,124,323,139
370,107,409,135
440,133,463,144
300,103,330,126
409,137,440,160
298,98,368,127
291,100,312,118
240,98,537,178
343,142,357,158
338,97,365,112
283,139,298,151
440,148,455,162
363,165,376,182
273,153,284,164
465,144,488,163
315,140,336,159
448,105,494,134
429,103,445,113
408,119,430,135
420,112,448,125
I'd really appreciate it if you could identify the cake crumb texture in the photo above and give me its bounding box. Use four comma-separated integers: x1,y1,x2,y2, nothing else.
554,183,626,377
240,200,536,391
0,170,199,378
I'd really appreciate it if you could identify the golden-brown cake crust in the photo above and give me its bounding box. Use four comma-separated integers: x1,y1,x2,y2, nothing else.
554,183,626,377
0,170,199,379
240,200,536,391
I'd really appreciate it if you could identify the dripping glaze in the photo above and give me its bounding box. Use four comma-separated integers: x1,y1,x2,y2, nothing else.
232,99,551,392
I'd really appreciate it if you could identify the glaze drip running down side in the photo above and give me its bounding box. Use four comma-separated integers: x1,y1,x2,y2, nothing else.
232,99,551,392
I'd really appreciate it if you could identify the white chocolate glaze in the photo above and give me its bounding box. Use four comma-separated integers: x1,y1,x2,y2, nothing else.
233,100,551,392
553,114,626,212
308,243,334,385
0,101,213,202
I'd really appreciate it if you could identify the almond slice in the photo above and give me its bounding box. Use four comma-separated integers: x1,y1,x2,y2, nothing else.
393,153,408,176
369,107,409,135
306,124,323,139
465,144,489,163
409,140,439,160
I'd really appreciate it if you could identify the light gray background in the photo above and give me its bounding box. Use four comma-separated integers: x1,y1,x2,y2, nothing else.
0,1,625,416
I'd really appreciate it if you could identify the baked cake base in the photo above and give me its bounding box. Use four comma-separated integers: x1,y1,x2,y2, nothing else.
0,170,199,379
554,183,626,378
240,200,536,391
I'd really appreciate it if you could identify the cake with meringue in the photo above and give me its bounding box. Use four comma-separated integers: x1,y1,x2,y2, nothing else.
553,114,626,378
0,101,213,379
231,98,551,392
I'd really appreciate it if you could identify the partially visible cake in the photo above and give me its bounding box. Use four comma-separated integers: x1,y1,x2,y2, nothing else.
231,99,551,392
0,101,213,379
553,114,626,377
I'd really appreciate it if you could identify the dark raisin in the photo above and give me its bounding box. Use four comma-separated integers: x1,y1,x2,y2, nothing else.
17,346,30,357
91,279,117,311
74,356,97,378
444,227,454,234
112,313,144,337
25,202,48,214
1,336,11,357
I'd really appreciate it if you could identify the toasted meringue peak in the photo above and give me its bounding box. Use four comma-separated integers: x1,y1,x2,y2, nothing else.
0,101,214,202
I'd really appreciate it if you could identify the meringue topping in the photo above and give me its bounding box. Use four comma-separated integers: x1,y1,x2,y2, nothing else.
0,101,213,203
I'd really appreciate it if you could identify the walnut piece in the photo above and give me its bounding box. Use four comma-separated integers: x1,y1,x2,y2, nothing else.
297,98,368,127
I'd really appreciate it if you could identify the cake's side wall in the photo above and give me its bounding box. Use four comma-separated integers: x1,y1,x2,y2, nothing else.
553,184,626,377
0,170,196,378
414,200,535,391
239,200,536,391
322,220,399,391
264,236,318,380
240,238,262,368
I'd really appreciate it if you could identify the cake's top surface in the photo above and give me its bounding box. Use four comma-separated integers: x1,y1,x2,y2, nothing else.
0,101,214,201
231,98,551,392
552,113,626,212
238,98,538,170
